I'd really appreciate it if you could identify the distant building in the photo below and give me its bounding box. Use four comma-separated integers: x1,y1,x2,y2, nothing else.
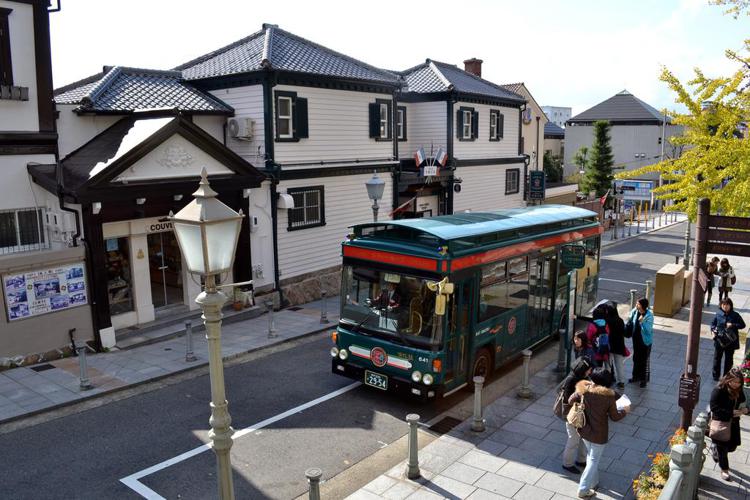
500,83,548,173
543,122,565,158
542,106,571,129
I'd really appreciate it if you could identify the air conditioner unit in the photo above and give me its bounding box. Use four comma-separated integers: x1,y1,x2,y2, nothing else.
227,117,255,141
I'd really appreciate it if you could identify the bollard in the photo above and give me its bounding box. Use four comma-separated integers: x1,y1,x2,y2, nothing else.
621,213,626,238
185,320,197,362
471,376,486,432
517,349,533,399
305,468,322,500
266,299,278,338
628,209,633,236
636,203,641,234
645,280,652,305
77,344,93,390
405,414,421,479
629,289,637,310
675,255,680,265
320,291,329,324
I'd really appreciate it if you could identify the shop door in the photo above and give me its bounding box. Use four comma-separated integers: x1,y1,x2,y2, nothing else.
147,231,183,308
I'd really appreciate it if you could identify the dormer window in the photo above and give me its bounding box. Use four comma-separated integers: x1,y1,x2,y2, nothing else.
0,8,12,86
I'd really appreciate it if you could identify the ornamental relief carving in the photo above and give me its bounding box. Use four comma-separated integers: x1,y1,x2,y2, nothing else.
157,146,194,169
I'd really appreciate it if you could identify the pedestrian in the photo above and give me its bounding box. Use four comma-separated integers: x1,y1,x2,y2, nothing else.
604,303,628,389
717,258,736,302
709,367,749,481
573,330,596,362
554,356,593,475
569,367,630,498
586,305,611,368
627,298,654,388
711,298,746,381
706,256,720,306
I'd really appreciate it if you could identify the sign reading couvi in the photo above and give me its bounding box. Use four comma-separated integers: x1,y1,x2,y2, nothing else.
147,221,173,234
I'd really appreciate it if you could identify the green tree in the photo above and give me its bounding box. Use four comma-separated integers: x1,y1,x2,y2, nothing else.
581,120,614,197
572,146,589,175
543,151,563,182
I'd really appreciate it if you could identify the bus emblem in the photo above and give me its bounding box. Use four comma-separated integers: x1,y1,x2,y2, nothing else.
370,347,388,367
508,316,517,335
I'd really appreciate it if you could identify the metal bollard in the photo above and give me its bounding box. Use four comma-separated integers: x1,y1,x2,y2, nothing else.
320,291,329,324
77,344,93,390
266,299,278,338
645,280,652,305
517,350,533,399
305,468,322,500
185,320,197,362
675,255,680,265
630,289,637,310
405,414,421,479
471,376,486,432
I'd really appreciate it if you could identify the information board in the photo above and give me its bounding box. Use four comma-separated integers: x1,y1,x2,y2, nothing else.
561,244,586,269
614,180,654,201
528,171,545,201
3,263,88,321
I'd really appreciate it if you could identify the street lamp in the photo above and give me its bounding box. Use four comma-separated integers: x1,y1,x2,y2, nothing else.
168,168,244,500
365,171,385,222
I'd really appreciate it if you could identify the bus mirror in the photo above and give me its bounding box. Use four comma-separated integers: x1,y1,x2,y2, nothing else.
436,295,446,315
427,277,454,316
443,283,454,295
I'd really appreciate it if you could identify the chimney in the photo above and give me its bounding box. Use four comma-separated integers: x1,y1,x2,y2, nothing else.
463,58,483,77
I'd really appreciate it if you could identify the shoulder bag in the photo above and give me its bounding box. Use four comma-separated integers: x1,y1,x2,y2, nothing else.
715,326,738,349
553,387,565,419
624,319,634,339
567,394,586,429
709,417,731,442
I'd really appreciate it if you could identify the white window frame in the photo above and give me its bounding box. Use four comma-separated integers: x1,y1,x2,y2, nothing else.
287,186,325,231
462,110,472,139
277,96,293,139
397,108,405,140
379,103,389,139
490,112,498,140
0,208,48,255
505,169,520,195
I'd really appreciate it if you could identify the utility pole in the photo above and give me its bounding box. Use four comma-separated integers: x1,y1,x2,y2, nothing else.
683,220,692,269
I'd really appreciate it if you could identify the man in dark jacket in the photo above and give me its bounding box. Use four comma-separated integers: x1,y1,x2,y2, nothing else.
556,356,593,474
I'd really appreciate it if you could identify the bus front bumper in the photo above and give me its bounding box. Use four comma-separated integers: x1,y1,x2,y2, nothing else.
331,359,438,400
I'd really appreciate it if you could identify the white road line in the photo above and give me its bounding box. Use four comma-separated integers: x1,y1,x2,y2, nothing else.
599,278,646,286
120,381,361,499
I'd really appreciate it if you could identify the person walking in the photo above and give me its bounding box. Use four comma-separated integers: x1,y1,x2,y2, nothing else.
628,298,654,388
586,305,611,368
717,258,736,302
709,367,749,481
711,298,746,381
573,330,596,362
706,256,720,306
569,367,630,498
604,303,628,389
555,356,593,475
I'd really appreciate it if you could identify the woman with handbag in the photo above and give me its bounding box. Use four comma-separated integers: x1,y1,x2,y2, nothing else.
628,298,654,388
604,303,628,389
705,257,719,306
711,298,746,381
709,367,748,481
568,368,630,498
555,356,593,474
717,258,736,302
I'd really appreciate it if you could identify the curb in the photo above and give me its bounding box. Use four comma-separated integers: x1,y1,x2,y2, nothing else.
601,217,685,249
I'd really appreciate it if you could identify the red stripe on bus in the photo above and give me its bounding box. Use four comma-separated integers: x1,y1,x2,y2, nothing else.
451,226,602,271
343,246,438,271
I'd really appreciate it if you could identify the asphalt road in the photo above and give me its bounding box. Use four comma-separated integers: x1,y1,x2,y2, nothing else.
0,221,688,499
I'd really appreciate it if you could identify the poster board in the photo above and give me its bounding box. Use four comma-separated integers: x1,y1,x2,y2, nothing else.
3,262,88,321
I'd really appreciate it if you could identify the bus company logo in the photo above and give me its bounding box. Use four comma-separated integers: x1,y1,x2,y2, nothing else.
508,316,517,335
370,347,388,367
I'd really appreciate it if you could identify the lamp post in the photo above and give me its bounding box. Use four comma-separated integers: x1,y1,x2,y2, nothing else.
365,171,386,222
169,168,244,500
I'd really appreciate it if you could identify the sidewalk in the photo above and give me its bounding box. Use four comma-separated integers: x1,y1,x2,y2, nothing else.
0,296,338,426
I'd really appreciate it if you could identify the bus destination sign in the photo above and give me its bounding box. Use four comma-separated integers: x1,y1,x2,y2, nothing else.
561,244,586,269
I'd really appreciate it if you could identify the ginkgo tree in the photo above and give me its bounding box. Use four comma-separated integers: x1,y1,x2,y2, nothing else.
617,27,750,219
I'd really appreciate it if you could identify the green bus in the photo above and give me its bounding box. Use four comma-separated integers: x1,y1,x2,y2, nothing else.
330,205,602,399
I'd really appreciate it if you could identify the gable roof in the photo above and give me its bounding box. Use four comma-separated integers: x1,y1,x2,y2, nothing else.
54,66,233,115
399,59,525,105
500,82,546,116
544,122,565,138
176,23,400,85
568,90,670,125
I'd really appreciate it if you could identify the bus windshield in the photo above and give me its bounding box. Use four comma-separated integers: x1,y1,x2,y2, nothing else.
340,265,440,347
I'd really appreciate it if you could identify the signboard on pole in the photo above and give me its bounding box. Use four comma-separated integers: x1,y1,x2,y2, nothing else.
614,180,654,201
528,171,545,201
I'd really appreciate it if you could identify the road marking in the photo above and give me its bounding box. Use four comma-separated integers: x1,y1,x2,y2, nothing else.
120,381,361,499
599,278,646,286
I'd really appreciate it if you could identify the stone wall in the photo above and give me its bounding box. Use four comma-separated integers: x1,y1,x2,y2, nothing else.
280,265,341,306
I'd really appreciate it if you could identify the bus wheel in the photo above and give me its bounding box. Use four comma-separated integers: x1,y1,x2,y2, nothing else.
472,348,492,381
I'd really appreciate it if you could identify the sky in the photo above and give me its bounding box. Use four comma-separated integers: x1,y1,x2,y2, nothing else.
49,0,750,116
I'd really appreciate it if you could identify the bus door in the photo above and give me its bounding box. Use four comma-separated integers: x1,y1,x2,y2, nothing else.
552,254,571,333
528,253,554,343
443,280,472,392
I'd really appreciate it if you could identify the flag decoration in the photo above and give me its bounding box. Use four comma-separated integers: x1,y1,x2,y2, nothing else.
414,147,426,167
435,147,448,167
600,189,610,206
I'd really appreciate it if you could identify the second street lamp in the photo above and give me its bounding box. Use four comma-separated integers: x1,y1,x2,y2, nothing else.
365,171,385,222
169,168,244,500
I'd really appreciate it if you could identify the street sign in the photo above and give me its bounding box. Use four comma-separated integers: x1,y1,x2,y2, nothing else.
561,244,586,269
707,228,750,244
423,166,438,177
709,215,750,230
528,171,545,201
678,374,700,410
697,268,708,293
707,241,750,258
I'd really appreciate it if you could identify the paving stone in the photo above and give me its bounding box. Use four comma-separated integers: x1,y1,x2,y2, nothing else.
441,462,486,485
514,411,556,429
421,474,477,499
475,439,508,456
518,436,564,457
541,429,569,446
512,483,554,500
501,420,549,439
496,461,545,484
605,458,647,479
459,450,508,473
486,429,526,448
474,473,524,498
364,475,399,495
382,481,420,500
466,488,511,500
405,487,451,500
534,471,581,498
346,489,384,500
608,433,653,452
498,446,546,467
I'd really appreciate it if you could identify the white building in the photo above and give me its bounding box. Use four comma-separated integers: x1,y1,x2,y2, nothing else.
541,105,571,129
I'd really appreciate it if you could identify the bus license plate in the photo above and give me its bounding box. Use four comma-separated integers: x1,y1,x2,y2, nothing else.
365,370,388,391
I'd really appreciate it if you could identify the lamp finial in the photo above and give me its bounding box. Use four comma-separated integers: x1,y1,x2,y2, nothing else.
193,167,218,198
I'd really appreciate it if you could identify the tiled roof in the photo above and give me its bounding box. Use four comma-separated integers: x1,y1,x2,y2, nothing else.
499,82,524,96
544,121,565,138
399,60,525,104
177,24,400,85
568,90,670,124
53,66,233,114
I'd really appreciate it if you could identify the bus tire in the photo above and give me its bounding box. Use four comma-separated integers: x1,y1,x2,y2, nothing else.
472,348,492,382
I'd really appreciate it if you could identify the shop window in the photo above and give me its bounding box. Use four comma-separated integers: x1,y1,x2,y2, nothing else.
0,208,47,255
287,186,325,230
505,168,520,195
105,237,134,315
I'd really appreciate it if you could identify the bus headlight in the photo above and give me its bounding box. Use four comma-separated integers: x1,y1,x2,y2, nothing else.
411,371,422,383
422,373,434,385
330,347,339,358
338,349,349,360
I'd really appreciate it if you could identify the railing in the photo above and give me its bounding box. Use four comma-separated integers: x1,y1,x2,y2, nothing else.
658,412,708,500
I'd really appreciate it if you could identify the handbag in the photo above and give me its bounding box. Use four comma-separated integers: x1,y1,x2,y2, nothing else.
715,326,738,349
553,387,565,419
709,418,731,442
624,319,634,339
567,394,586,429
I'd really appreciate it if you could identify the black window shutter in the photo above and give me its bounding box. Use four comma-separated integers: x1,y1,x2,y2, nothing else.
456,109,463,138
386,103,392,140
472,111,479,139
499,113,504,138
295,97,308,138
369,103,380,138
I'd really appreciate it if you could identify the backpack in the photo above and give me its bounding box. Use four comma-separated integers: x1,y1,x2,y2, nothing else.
593,322,610,357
